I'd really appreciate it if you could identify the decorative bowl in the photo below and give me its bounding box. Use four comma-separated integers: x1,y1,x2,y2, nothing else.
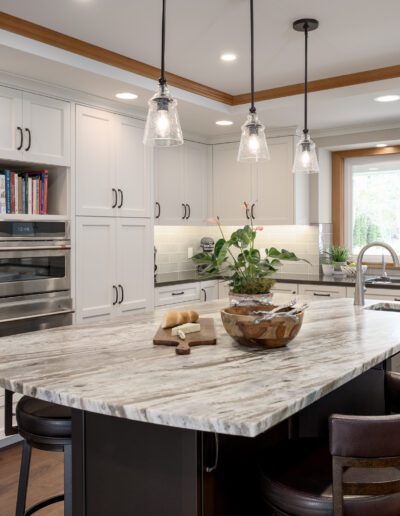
221,304,304,349
341,264,368,276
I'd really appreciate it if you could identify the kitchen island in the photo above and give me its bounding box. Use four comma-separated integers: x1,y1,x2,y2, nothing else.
1,296,400,515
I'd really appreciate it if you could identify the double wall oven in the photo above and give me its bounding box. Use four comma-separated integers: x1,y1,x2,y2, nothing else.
0,221,73,336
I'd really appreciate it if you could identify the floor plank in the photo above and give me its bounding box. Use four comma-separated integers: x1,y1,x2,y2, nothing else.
0,443,64,516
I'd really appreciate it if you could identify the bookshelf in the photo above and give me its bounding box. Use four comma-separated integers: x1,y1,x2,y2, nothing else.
0,163,70,220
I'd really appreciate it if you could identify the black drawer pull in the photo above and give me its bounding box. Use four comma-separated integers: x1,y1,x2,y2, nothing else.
118,189,123,208
118,284,124,304
112,285,118,305
171,291,185,296
182,204,186,220
201,288,207,302
155,202,161,219
186,203,191,220
395,298,400,302
25,128,31,151
112,188,117,208
313,292,331,297
251,203,255,220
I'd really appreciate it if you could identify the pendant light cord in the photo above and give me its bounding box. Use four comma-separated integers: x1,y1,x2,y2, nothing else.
304,22,309,134
159,0,166,87
250,0,256,113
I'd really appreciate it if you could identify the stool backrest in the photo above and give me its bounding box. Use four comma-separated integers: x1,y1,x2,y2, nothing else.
330,413,400,515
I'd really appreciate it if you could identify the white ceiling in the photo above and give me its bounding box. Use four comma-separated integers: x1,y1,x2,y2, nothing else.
0,0,400,140
1,0,400,95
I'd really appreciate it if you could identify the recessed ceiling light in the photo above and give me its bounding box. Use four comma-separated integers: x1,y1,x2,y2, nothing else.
215,120,233,126
220,53,237,62
376,143,387,148
368,167,379,171
115,92,138,100
374,95,400,103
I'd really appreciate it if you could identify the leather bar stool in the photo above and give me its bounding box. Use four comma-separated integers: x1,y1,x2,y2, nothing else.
260,413,400,516
385,371,400,413
5,391,72,516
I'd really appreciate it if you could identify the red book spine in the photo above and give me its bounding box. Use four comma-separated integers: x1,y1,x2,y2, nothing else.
43,170,48,215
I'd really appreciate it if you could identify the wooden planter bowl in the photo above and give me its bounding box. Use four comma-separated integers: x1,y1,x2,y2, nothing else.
221,304,304,349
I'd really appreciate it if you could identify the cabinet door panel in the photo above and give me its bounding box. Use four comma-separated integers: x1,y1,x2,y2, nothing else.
183,141,208,225
76,106,116,217
253,137,294,225
0,86,23,161
116,116,151,218
212,143,252,225
23,93,70,166
76,217,116,322
154,146,184,224
116,219,153,314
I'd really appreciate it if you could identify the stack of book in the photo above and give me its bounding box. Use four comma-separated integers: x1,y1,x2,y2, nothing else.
0,170,48,215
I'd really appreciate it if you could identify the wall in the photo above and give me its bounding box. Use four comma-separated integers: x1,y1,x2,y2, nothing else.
155,225,320,275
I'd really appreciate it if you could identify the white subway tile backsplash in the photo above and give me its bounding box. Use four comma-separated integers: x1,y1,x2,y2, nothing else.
154,225,320,275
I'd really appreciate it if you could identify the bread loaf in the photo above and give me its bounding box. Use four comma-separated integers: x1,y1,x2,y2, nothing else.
161,310,199,329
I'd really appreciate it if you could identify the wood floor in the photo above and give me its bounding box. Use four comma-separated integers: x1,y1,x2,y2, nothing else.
0,443,64,516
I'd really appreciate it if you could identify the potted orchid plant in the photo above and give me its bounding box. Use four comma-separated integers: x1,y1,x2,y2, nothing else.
192,202,309,302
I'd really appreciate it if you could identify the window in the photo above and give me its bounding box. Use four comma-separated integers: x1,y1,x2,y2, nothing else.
345,155,400,259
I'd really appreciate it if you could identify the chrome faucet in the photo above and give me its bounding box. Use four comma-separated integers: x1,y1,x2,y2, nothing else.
354,241,400,305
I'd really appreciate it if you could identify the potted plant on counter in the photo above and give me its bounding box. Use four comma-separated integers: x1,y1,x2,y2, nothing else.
323,245,350,274
192,208,309,304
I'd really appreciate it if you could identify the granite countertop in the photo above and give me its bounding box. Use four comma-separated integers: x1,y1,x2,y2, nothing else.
1,297,400,437
155,271,400,289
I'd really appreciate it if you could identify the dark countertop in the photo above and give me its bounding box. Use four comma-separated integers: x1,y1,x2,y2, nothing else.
155,271,400,290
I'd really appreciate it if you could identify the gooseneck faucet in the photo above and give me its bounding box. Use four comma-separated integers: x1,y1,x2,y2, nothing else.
354,241,400,305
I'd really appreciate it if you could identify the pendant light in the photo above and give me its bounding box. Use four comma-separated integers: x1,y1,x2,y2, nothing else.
143,0,183,147
237,0,269,162
292,19,319,173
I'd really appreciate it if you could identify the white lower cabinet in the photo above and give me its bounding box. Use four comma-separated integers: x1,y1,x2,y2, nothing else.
298,284,347,299
346,287,400,301
76,217,153,322
218,281,230,300
271,282,298,295
155,283,200,307
200,280,219,302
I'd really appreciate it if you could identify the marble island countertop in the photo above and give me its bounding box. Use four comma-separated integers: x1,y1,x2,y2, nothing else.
1,297,400,437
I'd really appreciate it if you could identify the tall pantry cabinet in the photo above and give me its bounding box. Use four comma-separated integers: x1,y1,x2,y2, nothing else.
75,105,153,322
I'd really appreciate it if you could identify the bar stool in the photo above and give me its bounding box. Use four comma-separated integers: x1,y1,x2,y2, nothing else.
4,390,72,516
385,371,400,413
260,413,400,515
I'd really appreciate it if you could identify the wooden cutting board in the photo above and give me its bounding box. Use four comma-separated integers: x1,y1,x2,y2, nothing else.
153,318,217,355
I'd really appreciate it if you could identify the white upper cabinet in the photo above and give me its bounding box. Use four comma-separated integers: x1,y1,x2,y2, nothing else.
76,105,116,217
0,86,70,165
76,106,151,218
212,142,252,225
22,93,70,166
0,86,23,161
154,146,184,224
183,141,209,225
212,136,309,225
116,116,151,218
154,141,209,225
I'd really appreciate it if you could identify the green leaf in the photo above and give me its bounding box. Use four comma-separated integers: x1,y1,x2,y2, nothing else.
192,252,213,264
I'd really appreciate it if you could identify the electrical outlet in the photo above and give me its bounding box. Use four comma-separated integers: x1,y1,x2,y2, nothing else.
187,247,193,259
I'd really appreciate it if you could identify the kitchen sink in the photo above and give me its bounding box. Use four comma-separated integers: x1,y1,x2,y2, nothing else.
365,277,400,286
365,302,400,312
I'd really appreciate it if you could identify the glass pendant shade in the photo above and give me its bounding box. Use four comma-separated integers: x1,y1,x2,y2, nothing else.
237,112,270,162
143,83,183,147
292,133,319,174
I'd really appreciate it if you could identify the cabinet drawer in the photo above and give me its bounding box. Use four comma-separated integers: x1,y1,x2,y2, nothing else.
299,284,346,299
271,282,298,295
155,283,200,307
218,281,230,300
347,286,400,301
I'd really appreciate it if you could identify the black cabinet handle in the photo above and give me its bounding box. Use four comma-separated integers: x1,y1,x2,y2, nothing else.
186,203,191,220
313,292,331,297
118,284,124,304
112,285,118,305
205,434,219,473
155,202,161,219
182,203,187,220
24,128,31,151
112,188,117,208
201,288,207,302
245,207,250,220
17,126,23,151
395,298,400,302
118,189,123,208
251,203,255,220
171,291,184,296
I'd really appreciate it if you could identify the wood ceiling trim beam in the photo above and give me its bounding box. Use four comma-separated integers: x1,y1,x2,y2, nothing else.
233,65,400,105
2,12,400,108
0,11,234,105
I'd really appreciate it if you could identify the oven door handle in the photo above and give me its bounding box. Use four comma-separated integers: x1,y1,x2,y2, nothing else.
0,245,71,251
0,309,74,324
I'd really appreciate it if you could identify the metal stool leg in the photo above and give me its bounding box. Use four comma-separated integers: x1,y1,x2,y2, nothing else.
63,444,72,516
16,441,32,516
